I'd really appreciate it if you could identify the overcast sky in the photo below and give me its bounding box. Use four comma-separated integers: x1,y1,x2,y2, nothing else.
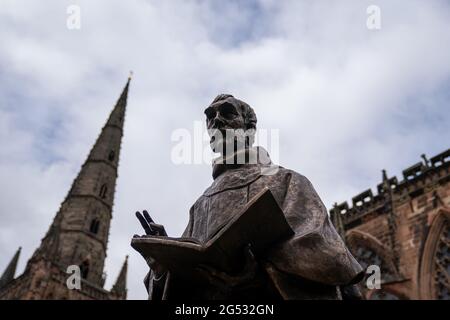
0,0,449,300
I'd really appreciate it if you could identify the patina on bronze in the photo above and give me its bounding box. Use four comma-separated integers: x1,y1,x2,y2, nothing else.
132,94,364,299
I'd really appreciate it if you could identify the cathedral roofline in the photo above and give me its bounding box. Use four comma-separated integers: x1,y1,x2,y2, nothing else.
330,148,450,227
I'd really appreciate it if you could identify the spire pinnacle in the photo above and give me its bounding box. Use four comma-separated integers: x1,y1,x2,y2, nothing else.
382,169,388,182
101,76,130,131
421,154,430,168
111,255,128,298
0,247,21,289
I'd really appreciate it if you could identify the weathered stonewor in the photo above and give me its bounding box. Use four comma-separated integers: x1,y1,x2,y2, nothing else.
330,149,450,300
0,78,131,300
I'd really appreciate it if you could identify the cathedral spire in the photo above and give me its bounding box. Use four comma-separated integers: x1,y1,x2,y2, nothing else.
30,77,131,286
0,247,21,290
0,77,132,300
84,76,130,166
111,255,128,299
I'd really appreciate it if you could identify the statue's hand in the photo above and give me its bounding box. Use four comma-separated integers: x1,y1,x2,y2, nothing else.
135,210,167,237
195,244,258,291
134,210,167,277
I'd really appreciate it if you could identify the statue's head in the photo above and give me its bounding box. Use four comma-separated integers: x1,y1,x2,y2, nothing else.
204,94,257,155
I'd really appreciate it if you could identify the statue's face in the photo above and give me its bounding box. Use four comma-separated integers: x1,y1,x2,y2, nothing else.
204,98,246,154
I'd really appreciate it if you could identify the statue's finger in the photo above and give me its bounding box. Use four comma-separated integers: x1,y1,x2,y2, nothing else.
150,223,167,236
150,223,163,229
136,211,153,234
143,210,154,224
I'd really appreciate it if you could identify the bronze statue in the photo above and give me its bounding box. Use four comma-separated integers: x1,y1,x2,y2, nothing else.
133,94,364,299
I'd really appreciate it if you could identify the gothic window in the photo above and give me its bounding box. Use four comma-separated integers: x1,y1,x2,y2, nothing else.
349,245,400,300
79,260,89,279
108,150,115,162
89,218,100,234
419,210,450,299
99,184,107,199
352,246,396,283
433,220,449,299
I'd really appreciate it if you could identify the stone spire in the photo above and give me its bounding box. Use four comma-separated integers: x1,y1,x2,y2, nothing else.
111,256,128,299
0,247,21,289
30,77,131,286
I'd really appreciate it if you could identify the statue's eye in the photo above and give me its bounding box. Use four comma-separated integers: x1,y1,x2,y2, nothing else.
204,107,216,120
219,102,238,120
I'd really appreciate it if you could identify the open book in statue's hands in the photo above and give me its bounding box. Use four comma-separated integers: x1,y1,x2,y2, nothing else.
131,188,294,280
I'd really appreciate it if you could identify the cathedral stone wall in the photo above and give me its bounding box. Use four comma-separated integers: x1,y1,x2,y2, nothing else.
331,148,450,299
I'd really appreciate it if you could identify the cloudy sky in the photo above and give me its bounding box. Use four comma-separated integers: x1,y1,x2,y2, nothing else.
0,0,449,299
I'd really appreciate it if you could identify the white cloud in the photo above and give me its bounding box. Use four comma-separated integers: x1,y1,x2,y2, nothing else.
0,0,449,299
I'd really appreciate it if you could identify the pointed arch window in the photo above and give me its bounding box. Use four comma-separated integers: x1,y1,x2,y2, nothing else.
346,230,400,299
433,221,449,300
79,260,90,279
419,210,450,299
89,218,100,234
350,245,400,299
352,246,396,283
108,150,115,162
99,184,108,199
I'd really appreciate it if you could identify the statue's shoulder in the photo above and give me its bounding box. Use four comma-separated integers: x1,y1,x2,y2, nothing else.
190,193,206,209
265,166,314,190
267,166,308,181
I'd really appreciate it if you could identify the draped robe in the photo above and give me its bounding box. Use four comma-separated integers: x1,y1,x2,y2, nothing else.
144,148,363,299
